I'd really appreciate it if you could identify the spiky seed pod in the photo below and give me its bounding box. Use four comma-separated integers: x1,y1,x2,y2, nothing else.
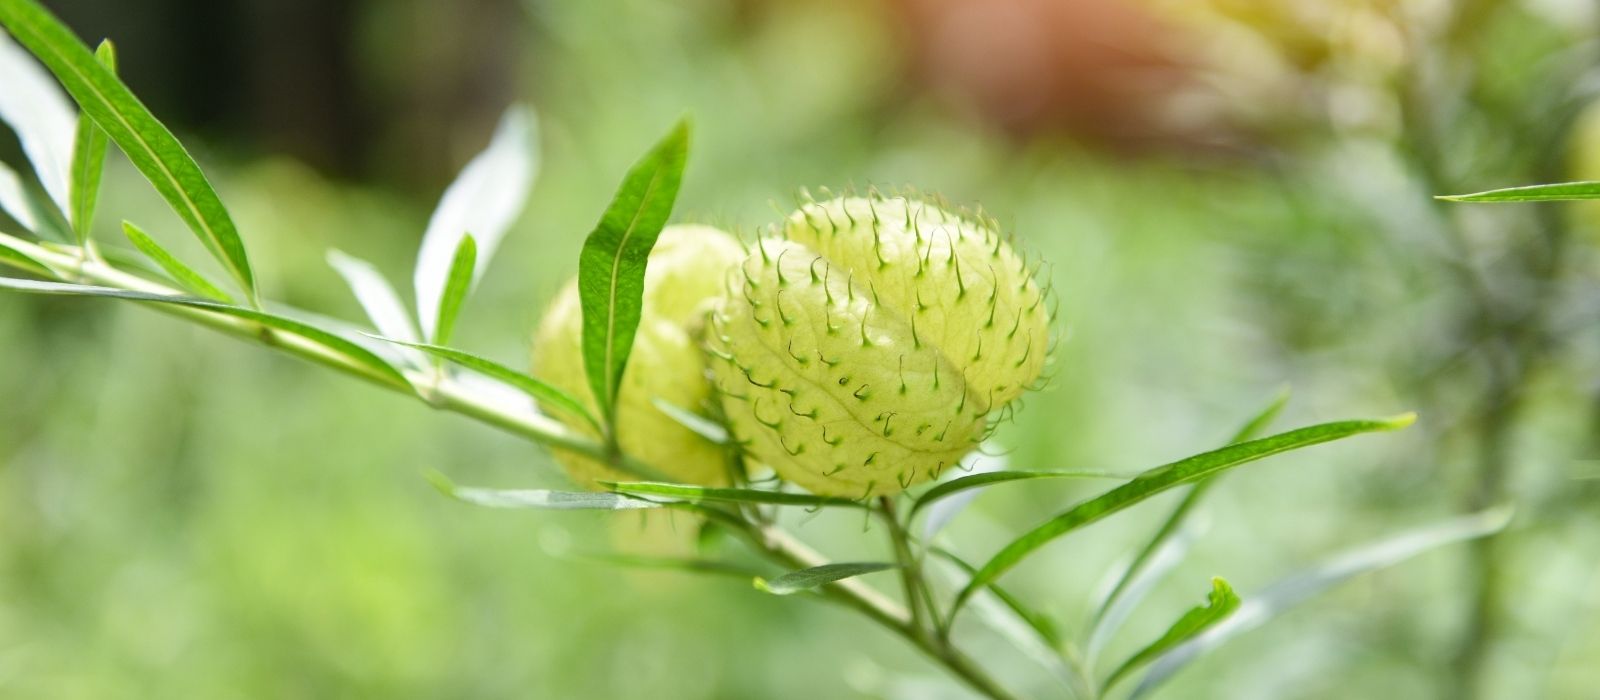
533,225,747,489
707,195,1051,498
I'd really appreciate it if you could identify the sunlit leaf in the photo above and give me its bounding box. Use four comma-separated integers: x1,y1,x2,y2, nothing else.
577,120,689,426
66,38,112,242
0,26,74,215
430,233,475,347
0,276,408,388
601,480,866,509
0,160,39,232
754,562,896,595
953,413,1416,614
326,249,422,367
369,335,601,433
1089,387,1289,655
414,106,537,340
1104,577,1239,691
1130,507,1513,698
0,0,257,301
427,470,658,511
1438,181,1600,202
122,221,232,302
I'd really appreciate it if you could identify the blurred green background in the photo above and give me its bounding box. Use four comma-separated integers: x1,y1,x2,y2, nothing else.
4,0,1600,697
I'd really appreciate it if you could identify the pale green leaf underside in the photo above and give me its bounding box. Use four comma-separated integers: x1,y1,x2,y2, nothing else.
601,481,867,509
911,469,1136,517
427,471,658,511
1130,507,1512,698
66,38,113,241
755,562,896,595
370,335,601,433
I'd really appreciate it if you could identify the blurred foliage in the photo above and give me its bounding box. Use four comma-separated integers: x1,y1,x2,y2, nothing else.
4,0,1600,698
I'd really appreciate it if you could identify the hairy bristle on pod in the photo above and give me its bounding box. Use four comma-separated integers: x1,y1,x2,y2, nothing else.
707,196,1052,498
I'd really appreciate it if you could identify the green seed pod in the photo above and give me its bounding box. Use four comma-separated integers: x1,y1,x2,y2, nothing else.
707,195,1051,498
534,224,747,489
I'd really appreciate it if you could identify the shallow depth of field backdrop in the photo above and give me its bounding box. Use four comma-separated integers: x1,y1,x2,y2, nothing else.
3,1,1600,698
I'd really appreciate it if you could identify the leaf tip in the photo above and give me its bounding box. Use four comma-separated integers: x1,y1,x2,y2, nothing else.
424,469,457,497
1382,411,1419,430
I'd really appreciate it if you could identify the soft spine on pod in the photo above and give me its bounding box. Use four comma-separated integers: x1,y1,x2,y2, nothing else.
707,194,1052,498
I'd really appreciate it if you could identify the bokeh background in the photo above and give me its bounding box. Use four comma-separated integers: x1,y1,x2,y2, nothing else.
4,0,1600,697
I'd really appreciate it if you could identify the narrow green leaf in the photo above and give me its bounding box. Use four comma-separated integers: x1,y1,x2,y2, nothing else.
601,480,867,509
932,547,1061,646
427,470,658,511
911,469,1135,518
65,38,112,242
1130,507,1512,698
122,221,232,302
0,0,256,300
326,249,421,354
369,335,601,433
431,233,475,346
0,276,407,387
954,413,1416,614
414,106,537,340
1089,387,1290,655
651,397,729,444
0,232,51,276
1104,577,1240,691
1438,181,1600,202
754,562,896,595
577,120,689,427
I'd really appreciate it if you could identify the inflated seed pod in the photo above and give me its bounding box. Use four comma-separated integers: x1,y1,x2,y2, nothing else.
707,195,1051,498
533,224,747,489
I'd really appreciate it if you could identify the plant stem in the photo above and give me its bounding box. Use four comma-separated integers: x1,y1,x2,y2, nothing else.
2,231,1019,698
0,231,609,461
719,512,1022,700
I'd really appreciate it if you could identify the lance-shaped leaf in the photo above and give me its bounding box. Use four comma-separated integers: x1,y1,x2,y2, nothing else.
0,276,407,388
1103,577,1239,691
326,250,422,367
122,221,231,302
601,481,867,509
0,0,257,301
1130,507,1513,698
414,106,537,341
1438,181,1600,202
1089,387,1290,655
953,413,1416,614
577,120,689,426
67,39,112,242
431,233,475,347
0,160,39,231
0,26,74,215
370,336,600,433
427,470,659,511
651,398,729,445
912,468,1134,518
0,230,51,276
754,562,896,595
